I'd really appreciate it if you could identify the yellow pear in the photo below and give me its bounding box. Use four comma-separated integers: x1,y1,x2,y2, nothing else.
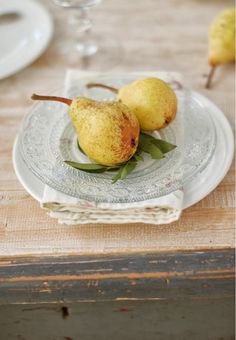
31,94,140,166
87,77,177,131
206,8,235,88
117,78,177,131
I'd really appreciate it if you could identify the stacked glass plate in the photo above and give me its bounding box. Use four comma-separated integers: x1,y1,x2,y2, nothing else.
14,73,234,209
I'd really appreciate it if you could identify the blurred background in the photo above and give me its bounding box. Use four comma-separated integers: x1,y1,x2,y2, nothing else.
0,0,234,102
0,0,234,200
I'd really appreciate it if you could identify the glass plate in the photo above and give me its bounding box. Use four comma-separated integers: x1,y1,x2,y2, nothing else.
18,75,216,203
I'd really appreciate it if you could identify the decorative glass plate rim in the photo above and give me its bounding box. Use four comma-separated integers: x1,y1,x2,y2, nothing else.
13,87,234,211
182,91,217,184
17,81,216,204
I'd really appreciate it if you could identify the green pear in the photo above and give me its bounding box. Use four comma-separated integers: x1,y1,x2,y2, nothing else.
206,8,235,88
87,77,177,131
31,94,140,166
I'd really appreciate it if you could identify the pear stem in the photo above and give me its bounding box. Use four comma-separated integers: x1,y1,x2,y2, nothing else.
31,94,72,106
205,65,216,89
86,83,119,94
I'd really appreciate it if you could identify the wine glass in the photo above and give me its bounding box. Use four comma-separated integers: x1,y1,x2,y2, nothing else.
51,0,121,69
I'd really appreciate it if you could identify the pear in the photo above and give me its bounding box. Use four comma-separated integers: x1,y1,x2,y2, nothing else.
31,94,140,166
117,78,177,131
206,8,235,89
87,77,177,131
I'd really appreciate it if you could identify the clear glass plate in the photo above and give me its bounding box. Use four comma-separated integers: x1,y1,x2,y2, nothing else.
18,75,216,203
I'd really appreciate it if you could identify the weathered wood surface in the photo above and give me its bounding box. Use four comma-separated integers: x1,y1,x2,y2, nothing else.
0,299,234,340
0,249,234,304
0,0,235,256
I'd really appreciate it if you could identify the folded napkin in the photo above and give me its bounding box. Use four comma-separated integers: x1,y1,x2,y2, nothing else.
41,70,184,225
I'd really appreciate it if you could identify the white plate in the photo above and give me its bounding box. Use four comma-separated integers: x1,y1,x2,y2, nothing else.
0,0,53,79
13,92,234,209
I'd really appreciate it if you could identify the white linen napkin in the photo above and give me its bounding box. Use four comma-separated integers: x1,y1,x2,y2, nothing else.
41,70,184,225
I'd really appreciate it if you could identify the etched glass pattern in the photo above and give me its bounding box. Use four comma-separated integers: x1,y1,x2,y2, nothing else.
18,75,216,203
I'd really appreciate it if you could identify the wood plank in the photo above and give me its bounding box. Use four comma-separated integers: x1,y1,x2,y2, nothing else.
0,298,234,340
0,249,234,304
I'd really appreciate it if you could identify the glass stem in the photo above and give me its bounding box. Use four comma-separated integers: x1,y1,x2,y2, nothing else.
68,7,97,56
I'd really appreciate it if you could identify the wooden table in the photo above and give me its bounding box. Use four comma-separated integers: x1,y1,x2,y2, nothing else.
0,0,234,339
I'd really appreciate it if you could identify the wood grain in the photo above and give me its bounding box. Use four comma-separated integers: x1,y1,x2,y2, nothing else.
0,299,234,340
0,249,234,304
0,0,235,256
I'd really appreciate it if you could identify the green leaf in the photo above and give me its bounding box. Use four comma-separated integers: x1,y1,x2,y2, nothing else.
147,144,165,159
139,132,155,142
140,132,176,153
65,161,109,173
138,135,164,159
106,167,121,172
133,153,144,161
77,140,86,155
138,133,156,152
112,160,137,183
138,138,153,152
138,133,151,150
151,139,176,153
